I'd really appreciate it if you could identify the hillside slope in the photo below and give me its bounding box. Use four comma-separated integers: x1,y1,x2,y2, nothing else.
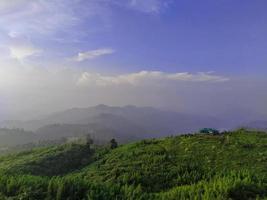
0,129,266,199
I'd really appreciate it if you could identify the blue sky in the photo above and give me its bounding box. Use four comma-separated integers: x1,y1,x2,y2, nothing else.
1,0,266,74
0,0,266,119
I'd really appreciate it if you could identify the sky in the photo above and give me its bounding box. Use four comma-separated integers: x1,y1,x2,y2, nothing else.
0,0,266,120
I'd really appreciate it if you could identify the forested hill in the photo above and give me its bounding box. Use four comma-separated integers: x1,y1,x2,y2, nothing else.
0,129,266,199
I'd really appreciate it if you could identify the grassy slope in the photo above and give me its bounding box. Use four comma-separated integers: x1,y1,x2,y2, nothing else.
0,129,266,199
0,143,94,176
77,130,267,198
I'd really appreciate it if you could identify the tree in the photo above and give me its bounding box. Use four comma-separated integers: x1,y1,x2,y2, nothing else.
110,138,118,149
85,134,94,148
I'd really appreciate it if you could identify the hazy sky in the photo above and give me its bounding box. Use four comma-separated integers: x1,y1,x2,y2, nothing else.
0,0,266,120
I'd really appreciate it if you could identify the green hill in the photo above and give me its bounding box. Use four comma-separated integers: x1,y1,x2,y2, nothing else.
0,129,266,199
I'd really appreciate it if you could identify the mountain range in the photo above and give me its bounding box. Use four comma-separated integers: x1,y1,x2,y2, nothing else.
0,105,266,149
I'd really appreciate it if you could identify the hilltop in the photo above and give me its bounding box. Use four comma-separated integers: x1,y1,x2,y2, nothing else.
0,129,266,199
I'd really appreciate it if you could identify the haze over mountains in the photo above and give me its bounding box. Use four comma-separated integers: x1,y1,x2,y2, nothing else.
243,120,267,131
0,104,266,150
0,105,220,137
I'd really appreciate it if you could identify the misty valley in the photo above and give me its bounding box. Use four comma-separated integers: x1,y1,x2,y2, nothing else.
1,105,266,154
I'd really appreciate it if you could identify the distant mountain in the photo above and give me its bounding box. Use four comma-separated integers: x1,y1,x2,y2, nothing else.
242,120,267,131
0,105,223,137
1,105,265,154
0,128,37,147
214,107,267,129
35,117,144,144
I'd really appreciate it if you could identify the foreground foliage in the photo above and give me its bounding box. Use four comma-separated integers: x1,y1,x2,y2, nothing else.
0,129,266,199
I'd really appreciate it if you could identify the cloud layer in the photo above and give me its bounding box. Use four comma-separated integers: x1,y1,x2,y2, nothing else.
0,66,231,117
77,71,229,87
0,64,266,122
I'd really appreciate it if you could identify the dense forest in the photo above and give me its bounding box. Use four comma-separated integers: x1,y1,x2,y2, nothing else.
0,129,266,199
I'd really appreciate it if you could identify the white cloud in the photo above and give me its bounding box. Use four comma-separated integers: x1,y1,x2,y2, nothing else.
8,31,20,38
77,71,229,87
9,43,42,61
0,0,110,37
73,48,115,62
128,0,171,13
0,0,170,65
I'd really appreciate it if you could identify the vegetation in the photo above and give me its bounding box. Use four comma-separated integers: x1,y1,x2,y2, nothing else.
0,129,266,199
110,138,118,149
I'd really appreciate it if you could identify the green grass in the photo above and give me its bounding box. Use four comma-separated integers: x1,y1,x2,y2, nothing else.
0,129,266,199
